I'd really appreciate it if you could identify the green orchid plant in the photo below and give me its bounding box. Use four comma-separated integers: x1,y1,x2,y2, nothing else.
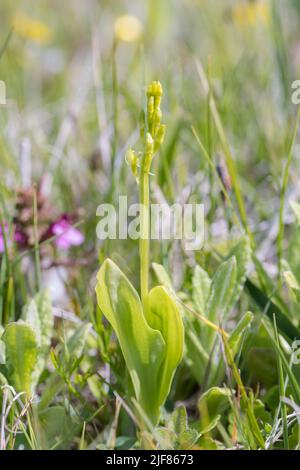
95,81,184,426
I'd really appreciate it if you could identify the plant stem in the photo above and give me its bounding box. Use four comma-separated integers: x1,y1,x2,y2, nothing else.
273,314,289,450
137,81,164,310
139,165,150,310
33,188,41,292
277,106,300,278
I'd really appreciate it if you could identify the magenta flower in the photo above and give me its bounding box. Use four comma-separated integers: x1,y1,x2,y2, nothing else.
0,224,25,253
51,215,84,250
14,229,27,247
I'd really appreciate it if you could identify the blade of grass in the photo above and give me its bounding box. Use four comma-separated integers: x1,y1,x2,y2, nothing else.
246,278,300,341
157,121,182,200
210,249,299,340
195,59,252,243
277,106,300,276
273,314,289,449
206,59,216,234
0,29,13,61
270,0,291,105
110,38,118,199
191,125,243,232
0,218,14,325
79,421,86,450
177,295,229,338
33,188,41,291
263,319,300,404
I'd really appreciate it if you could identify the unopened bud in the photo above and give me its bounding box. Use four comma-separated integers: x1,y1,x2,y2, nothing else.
154,124,166,152
145,132,154,154
125,148,138,177
147,96,154,120
147,80,163,99
153,108,162,125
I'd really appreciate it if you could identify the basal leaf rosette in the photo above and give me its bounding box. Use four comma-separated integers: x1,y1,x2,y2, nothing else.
95,258,184,425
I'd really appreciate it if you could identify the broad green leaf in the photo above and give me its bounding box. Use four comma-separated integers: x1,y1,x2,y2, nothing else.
157,426,199,451
35,291,53,352
2,321,38,394
23,299,41,343
244,345,278,389
207,311,254,388
228,311,254,355
115,436,137,450
155,428,177,450
225,237,251,312
197,436,220,449
22,290,53,387
96,259,166,424
178,429,199,450
192,264,211,314
152,262,173,291
205,257,237,348
63,322,92,361
252,399,272,425
187,242,249,385
183,318,209,385
198,414,223,436
198,387,231,427
147,286,184,405
38,321,92,411
22,291,53,353
169,405,188,435
152,262,207,385
152,262,184,314
158,406,199,450
207,257,237,324
38,406,78,449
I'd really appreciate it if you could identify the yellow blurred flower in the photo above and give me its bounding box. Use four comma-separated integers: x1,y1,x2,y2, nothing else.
114,15,143,42
13,12,52,44
233,1,270,27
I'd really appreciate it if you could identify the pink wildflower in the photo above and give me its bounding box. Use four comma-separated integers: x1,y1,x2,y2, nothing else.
50,215,84,250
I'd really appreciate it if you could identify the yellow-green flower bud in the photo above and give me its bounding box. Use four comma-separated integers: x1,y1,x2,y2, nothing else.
145,132,154,154
125,148,138,177
154,124,166,152
147,81,163,110
147,96,154,121
147,80,163,99
153,108,162,125
143,132,154,170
